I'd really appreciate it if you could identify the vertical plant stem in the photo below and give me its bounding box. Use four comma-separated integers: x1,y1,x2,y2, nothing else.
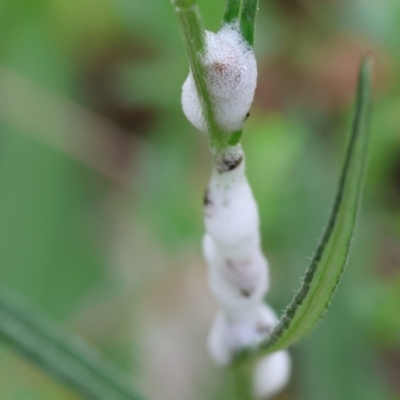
233,362,253,400
171,0,227,151
173,0,262,396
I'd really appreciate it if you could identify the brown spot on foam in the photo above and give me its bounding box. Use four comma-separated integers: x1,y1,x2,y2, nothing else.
203,188,212,206
240,288,253,297
217,153,243,173
204,188,214,218
225,258,251,273
256,322,272,335
211,62,241,84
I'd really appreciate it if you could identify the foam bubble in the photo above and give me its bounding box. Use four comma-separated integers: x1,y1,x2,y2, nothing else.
181,22,257,133
204,157,260,248
253,350,292,399
207,303,279,366
203,234,269,313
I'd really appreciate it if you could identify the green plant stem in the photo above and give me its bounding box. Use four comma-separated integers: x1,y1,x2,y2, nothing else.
233,362,253,400
0,289,148,400
172,0,227,151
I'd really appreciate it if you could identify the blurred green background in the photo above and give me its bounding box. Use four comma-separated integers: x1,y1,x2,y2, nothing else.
1,0,400,399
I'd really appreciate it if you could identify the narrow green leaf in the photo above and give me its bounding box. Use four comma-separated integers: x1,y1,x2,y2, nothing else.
223,0,242,24
223,0,258,47
223,58,374,367
0,288,148,400
240,0,259,46
228,130,243,146
260,57,373,354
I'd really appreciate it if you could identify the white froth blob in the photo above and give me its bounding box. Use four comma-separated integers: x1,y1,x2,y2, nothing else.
253,350,292,399
204,155,259,247
207,303,279,366
202,152,269,314
181,23,257,133
203,234,269,315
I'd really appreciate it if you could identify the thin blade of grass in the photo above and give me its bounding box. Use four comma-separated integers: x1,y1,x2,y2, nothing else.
262,57,373,353
0,288,148,400
240,0,259,46
231,58,372,366
223,0,242,24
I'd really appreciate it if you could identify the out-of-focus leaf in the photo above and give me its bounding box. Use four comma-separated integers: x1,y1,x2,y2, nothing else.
241,57,372,358
0,289,148,400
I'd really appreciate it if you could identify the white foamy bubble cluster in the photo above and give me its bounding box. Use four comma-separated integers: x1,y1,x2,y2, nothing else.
204,234,269,315
181,23,257,133
207,303,278,366
253,350,292,399
204,157,259,247
203,147,291,398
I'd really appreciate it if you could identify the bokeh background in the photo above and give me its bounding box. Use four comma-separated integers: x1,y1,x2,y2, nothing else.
0,0,400,399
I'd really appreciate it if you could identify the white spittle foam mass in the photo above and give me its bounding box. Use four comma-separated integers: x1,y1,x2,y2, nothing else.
201,147,291,396
253,350,292,399
207,303,279,366
203,149,270,348
181,22,257,133
180,21,291,399
204,153,259,247
204,234,268,316
203,151,269,314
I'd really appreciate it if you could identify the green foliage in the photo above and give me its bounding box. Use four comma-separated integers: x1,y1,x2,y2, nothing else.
223,0,259,46
175,4,374,396
0,0,399,399
175,0,372,363
260,57,373,354
223,0,241,24
0,289,147,400
239,0,259,46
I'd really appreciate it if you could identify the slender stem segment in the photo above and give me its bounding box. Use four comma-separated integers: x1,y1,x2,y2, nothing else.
172,0,227,150
0,289,147,400
233,362,253,400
